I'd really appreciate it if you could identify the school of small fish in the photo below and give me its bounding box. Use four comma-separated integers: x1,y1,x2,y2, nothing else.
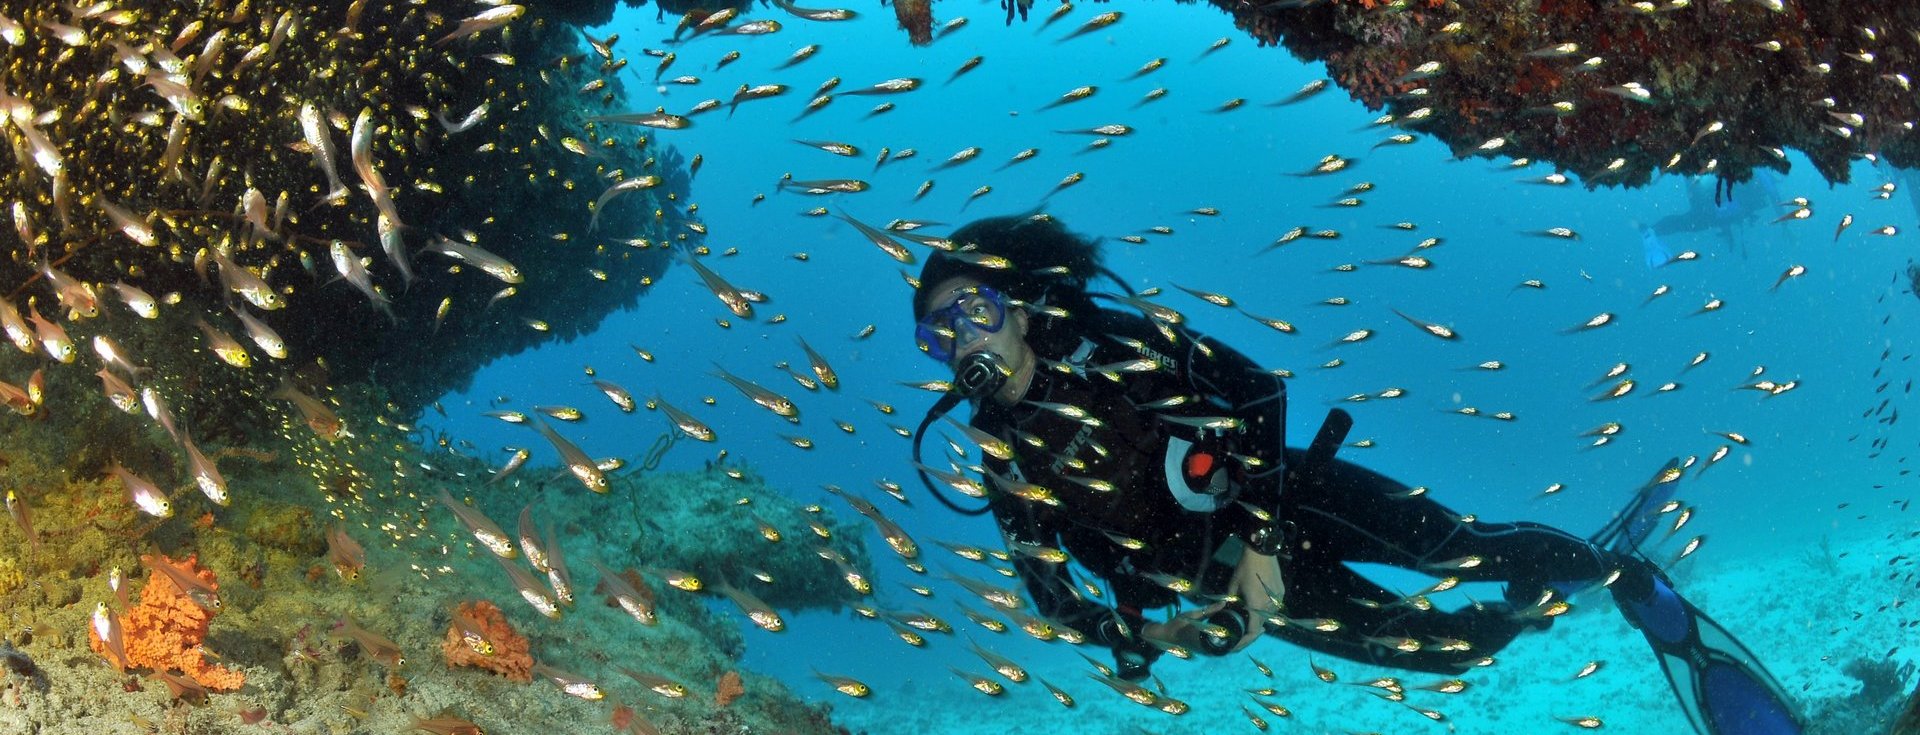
0,0,1914,733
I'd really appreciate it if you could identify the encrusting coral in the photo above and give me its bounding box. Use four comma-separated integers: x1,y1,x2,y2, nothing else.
86,554,245,691
442,600,532,682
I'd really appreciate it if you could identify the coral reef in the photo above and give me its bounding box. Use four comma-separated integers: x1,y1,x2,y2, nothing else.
0,2,852,733
541,0,754,28
441,600,532,682
0,434,852,733
0,641,40,682
88,554,245,691
241,502,322,557
1846,657,1913,705
560,0,1920,186
618,466,874,615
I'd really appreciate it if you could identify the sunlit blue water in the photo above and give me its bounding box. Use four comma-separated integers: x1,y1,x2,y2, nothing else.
429,3,1917,732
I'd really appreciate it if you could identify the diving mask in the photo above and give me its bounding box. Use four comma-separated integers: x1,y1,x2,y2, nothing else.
914,285,1010,363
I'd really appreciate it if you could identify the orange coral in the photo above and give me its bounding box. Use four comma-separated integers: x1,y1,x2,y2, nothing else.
88,554,246,691
715,670,744,707
442,600,532,682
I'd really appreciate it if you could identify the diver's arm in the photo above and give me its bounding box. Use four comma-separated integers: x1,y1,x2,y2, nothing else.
972,421,1126,638
1008,553,1145,646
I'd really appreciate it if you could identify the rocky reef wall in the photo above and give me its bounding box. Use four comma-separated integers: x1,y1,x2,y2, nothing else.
2,0,683,427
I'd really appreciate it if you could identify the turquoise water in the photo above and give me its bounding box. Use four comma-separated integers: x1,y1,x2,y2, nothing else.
436,4,1917,732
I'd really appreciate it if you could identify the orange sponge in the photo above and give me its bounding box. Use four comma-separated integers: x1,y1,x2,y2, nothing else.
442,600,532,682
88,554,245,691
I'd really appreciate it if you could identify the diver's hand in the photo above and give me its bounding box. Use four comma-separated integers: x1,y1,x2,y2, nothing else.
1140,605,1225,652
1226,547,1284,652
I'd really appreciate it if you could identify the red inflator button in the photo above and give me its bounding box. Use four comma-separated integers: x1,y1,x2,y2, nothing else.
1185,451,1215,479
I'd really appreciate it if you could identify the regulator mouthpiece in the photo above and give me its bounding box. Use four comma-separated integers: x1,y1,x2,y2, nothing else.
954,352,1008,399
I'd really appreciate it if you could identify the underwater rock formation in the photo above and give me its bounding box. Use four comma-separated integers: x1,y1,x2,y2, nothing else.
1207,0,1920,188
0,0,682,430
2,409,856,733
893,0,936,45
1897,682,1920,735
1802,657,1917,734
542,0,755,29
0,4,852,731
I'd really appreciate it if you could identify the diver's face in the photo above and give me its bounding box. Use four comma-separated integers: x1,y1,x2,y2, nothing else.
919,276,1033,376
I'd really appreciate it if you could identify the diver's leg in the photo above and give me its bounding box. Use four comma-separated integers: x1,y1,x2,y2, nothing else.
1264,546,1530,675
1280,452,1615,596
1281,453,1803,733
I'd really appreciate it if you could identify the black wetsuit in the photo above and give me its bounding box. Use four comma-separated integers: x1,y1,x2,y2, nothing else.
974,307,1634,675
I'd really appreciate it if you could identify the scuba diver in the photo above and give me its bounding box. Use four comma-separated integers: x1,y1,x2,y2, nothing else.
909,214,1803,735
1638,170,1787,263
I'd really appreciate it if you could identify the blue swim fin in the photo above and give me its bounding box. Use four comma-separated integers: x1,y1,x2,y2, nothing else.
1614,571,1804,735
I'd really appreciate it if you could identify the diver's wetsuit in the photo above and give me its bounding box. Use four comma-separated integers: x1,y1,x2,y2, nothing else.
975,307,1634,675
1266,450,1633,673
